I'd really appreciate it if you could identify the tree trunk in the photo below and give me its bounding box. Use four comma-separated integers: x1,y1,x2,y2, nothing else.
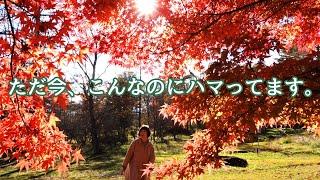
88,94,100,154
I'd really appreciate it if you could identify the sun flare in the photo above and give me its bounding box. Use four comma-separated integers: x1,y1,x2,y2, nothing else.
135,0,157,15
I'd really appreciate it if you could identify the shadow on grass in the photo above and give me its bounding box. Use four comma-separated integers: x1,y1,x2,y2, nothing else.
0,145,128,179
68,147,128,177
0,169,19,177
220,156,248,167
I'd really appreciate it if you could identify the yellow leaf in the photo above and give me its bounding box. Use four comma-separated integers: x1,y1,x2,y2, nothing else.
216,112,223,117
49,114,60,127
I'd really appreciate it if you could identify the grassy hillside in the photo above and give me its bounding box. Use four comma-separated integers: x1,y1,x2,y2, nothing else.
1,129,320,179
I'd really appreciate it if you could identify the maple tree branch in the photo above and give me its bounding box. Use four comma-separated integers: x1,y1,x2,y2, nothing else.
0,30,11,35
4,0,31,132
7,0,32,16
260,0,299,22
77,62,91,81
97,63,111,79
4,0,16,79
208,0,268,17
85,54,94,67
92,52,98,79
155,0,298,56
203,0,298,34
156,16,222,55
7,0,54,19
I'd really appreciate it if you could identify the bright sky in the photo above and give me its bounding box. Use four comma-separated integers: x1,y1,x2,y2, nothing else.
135,0,157,16
62,54,163,103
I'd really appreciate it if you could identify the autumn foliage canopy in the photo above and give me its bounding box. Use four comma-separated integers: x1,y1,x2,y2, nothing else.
0,0,319,179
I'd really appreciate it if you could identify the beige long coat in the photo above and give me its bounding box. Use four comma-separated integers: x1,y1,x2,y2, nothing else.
122,138,155,180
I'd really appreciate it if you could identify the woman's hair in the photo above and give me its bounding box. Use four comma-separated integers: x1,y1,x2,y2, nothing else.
138,125,151,137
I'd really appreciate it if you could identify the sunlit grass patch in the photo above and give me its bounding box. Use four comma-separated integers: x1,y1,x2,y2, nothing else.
1,130,320,179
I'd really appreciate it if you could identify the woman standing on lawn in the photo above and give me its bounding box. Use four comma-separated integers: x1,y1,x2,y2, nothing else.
122,125,155,180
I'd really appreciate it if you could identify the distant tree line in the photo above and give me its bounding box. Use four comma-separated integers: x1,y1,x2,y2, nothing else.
55,73,195,154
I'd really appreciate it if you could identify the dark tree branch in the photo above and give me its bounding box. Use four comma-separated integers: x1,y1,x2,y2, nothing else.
4,0,30,132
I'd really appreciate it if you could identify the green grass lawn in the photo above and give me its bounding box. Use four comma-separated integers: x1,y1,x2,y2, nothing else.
1,129,320,179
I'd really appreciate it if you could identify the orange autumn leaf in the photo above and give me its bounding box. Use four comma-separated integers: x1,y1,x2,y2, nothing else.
16,159,30,172
73,149,85,165
57,161,69,175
